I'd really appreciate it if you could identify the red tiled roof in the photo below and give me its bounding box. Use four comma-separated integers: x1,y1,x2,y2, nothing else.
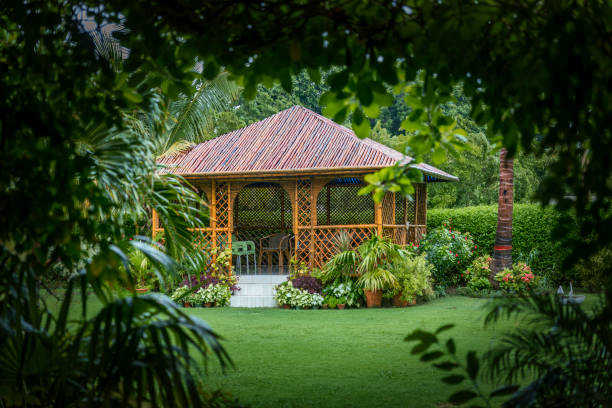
158,105,458,181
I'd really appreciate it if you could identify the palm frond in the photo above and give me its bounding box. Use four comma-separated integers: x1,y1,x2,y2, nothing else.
155,71,241,156
482,294,612,406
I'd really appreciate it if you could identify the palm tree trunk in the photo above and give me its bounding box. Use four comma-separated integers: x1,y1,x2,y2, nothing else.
491,148,514,285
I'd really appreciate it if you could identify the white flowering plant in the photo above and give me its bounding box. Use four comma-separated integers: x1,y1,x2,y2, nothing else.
170,285,192,303
274,281,324,308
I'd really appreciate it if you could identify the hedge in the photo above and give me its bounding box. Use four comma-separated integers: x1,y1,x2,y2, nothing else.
427,204,578,282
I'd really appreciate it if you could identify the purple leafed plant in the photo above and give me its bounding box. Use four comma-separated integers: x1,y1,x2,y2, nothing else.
290,275,322,294
180,273,241,294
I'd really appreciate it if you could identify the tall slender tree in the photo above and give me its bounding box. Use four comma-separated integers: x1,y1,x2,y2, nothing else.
490,148,514,283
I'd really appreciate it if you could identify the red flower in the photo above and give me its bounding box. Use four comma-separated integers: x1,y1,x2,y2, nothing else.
455,253,458,257
474,245,477,249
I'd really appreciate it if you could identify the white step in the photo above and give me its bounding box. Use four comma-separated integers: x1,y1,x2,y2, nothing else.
231,275,288,308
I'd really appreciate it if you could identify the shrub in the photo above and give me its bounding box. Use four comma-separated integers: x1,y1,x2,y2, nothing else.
323,280,363,307
274,281,323,308
465,256,493,293
573,248,612,291
192,285,232,306
290,275,322,294
389,254,434,302
171,285,192,303
427,204,578,283
418,223,475,288
494,262,537,293
181,272,240,294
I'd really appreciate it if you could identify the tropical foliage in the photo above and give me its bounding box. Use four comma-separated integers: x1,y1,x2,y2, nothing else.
388,254,434,302
418,223,475,288
494,263,537,294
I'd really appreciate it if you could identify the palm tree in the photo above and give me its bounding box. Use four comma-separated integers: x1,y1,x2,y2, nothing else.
490,148,514,283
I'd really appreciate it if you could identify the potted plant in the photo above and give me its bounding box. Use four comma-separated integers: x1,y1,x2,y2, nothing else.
389,254,433,307
171,285,192,307
336,296,347,309
357,268,398,307
323,235,402,308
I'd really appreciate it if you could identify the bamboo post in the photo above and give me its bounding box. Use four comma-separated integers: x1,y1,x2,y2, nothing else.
293,180,299,257
211,181,217,263
375,201,383,236
151,208,159,238
227,182,232,270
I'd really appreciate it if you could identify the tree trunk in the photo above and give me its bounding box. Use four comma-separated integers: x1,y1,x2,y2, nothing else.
490,148,514,285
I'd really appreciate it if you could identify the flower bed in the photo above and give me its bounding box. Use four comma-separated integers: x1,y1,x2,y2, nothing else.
274,280,323,309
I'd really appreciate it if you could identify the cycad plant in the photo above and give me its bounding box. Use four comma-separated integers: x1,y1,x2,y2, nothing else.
356,235,403,292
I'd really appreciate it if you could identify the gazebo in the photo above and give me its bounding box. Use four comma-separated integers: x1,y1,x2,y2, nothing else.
153,106,457,273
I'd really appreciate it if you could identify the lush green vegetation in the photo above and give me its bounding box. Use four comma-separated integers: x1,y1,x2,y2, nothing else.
43,293,526,407
428,204,578,283
3,1,612,406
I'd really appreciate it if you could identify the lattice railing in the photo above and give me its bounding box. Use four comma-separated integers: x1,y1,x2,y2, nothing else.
215,182,230,228
311,226,374,269
296,180,312,265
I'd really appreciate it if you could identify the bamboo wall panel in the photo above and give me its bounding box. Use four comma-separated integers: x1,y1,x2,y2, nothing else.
311,226,374,269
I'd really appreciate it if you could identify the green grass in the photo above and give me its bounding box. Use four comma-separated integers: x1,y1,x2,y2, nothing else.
191,297,517,408
46,292,601,407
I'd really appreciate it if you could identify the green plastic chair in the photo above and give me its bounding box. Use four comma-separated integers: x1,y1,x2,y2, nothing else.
232,236,256,274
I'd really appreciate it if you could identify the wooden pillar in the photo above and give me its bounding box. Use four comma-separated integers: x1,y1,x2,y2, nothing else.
293,180,299,253
227,182,232,270
151,208,159,238
210,181,217,262
414,183,427,226
375,201,383,236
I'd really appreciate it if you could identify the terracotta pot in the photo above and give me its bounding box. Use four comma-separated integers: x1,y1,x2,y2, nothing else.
322,304,329,309
135,287,149,294
392,294,409,307
364,290,383,308
183,302,191,308
205,302,213,308
337,304,346,310
303,306,311,310
283,304,290,309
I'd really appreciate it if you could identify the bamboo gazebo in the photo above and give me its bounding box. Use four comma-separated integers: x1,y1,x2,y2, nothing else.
153,106,457,273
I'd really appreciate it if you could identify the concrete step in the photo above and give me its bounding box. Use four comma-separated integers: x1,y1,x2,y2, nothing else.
231,275,288,308
230,295,277,308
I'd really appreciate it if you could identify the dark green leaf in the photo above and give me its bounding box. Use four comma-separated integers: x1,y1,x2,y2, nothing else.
448,390,478,405
420,351,444,362
441,374,465,385
466,351,479,380
433,361,458,371
489,384,520,398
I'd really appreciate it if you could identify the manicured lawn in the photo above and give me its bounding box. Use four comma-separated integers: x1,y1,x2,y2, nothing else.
191,297,516,408
47,292,600,407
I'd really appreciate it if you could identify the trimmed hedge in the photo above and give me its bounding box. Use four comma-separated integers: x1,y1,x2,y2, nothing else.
428,204,578,282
